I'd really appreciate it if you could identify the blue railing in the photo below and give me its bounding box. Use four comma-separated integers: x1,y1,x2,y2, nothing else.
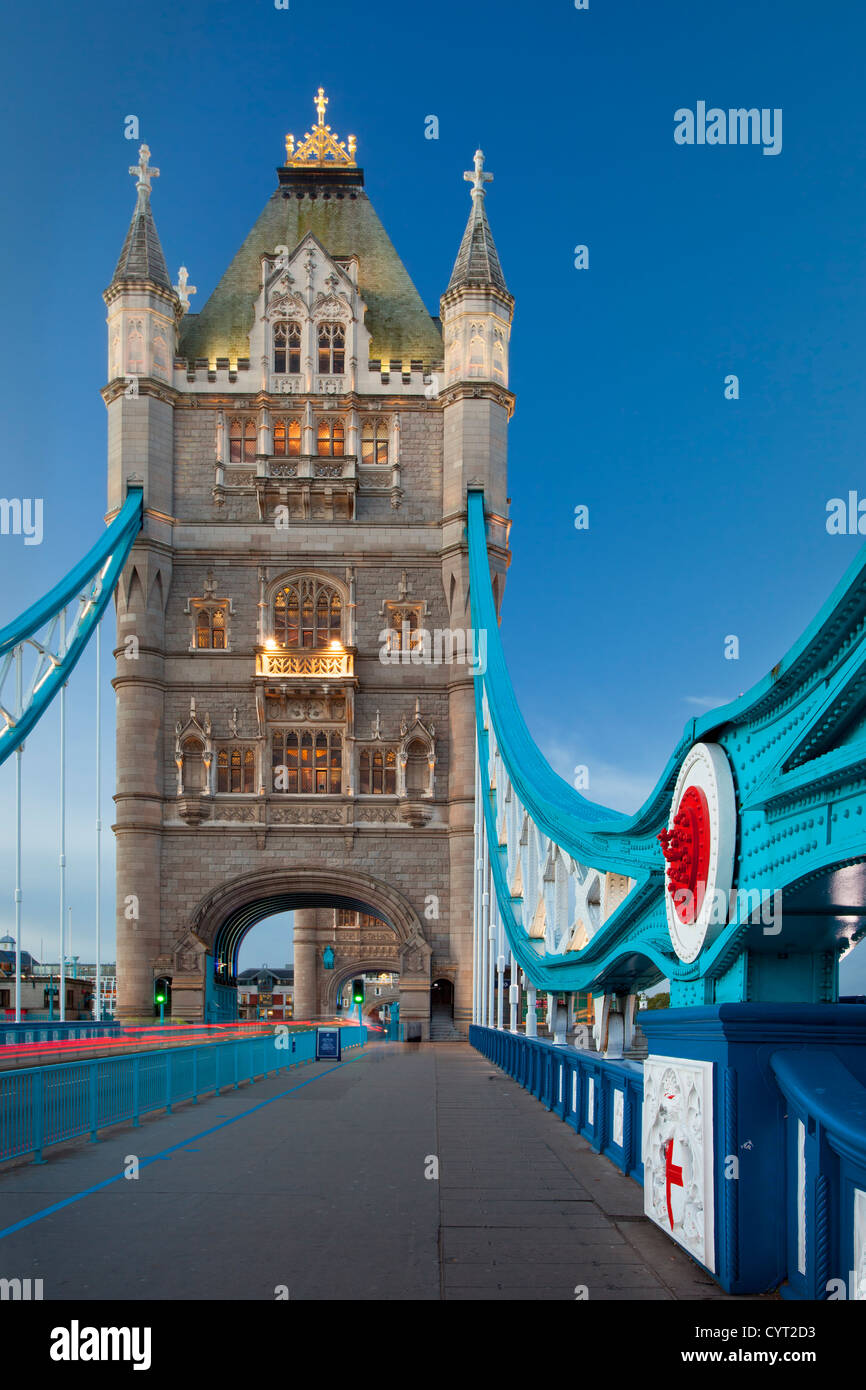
2,1021,120,1045
0,1024,367,1164
470,1025,643,1182
771,1048,866,1301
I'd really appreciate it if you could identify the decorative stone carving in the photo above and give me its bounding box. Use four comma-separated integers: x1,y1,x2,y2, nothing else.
642,1055,715,1273
269,806,343,825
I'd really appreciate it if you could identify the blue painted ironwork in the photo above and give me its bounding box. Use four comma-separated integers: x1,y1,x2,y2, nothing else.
0,484,143,767
1,1021,120,1045
468,485,866,1003
0,1024,367,1163
470,1024,644,1181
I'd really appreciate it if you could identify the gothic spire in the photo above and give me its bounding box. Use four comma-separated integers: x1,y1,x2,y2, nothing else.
110,144,172,292
446,149,509,296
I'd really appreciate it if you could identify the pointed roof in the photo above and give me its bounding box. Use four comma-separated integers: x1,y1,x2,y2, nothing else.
446,149,509,296
110,144,172,293
178,176,443,367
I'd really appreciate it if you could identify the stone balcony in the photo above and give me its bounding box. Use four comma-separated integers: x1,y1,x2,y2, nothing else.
255,646,354,681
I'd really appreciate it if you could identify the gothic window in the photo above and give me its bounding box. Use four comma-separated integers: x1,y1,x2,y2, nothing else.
317,417,345,457
217,746,256,793
273,578,342,648
361,419,389,465
388,607,421,652
195,606,226,649
317,322,345,375
273,321,302,374
405,739,429,795
273,418,301,457
492,337,505,383
468,328,485,378
152,327,168,379
272,729,342,794
181,737,206,793
229,418,257,463
359,747,397,795
127,320,144,374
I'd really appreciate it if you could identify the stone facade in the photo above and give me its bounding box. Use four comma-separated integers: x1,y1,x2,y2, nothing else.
105,116,513,1037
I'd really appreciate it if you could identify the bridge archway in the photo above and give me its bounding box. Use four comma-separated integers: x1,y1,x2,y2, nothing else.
183,867,431,1031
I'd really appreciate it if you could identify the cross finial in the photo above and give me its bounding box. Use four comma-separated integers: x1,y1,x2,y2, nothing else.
315,86,328,125
129,143,160,199
174,266,197,313
464,149,493,200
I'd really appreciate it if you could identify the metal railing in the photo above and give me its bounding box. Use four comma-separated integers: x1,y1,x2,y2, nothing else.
470,1025,644,1181
0,1024,366,1164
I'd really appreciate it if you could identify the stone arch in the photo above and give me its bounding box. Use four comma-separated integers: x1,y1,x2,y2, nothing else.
324,962,400,1013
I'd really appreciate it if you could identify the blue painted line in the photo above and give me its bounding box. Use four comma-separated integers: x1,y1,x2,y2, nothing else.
0,1055,364,1242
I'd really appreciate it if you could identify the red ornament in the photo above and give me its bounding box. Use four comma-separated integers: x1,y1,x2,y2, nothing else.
658,784,711,924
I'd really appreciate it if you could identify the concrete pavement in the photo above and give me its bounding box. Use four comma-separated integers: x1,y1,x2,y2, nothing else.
0,1042,746,1300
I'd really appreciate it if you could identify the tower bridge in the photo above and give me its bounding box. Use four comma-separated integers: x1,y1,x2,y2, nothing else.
1,91,866,1304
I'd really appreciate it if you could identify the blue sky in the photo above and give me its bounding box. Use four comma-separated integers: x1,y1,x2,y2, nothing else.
1,0,865,985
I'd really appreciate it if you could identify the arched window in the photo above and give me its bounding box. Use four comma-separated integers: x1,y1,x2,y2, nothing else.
127,320,144,374
492,338,505,383
317,322,345,375
196,606,226,649
273,321,301,374
273,578,341,648
152,328,168,379
272,729,342,794
359,748,397,795
361,420,389,465
229,418,257,464
217,747,256,793
317,418,345,457
388,607,420,652
273,418,301,457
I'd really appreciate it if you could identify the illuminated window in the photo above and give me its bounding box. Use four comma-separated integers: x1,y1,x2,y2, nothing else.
317,417,345,457
273,418,301,457
273,578,342,647
388,607,421,651
195,606,226,649
217,747,256,793
317,322,345,375
468,329,485,377
272,729,342,794
361,419,389,465
229,418,257,463
359,747,397,794
492,337,505,382
273,321,301,374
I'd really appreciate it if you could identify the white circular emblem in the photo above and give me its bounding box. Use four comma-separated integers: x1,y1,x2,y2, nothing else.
659,742,736,964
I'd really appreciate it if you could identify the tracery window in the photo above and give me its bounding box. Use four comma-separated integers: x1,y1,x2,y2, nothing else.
217,747,256,793
195,606,226,649
361,419,389,465
229,418,257,463
359,747,397,795
272,729,342,794
316,417,345,457
317,322,345,375
468,328,485,378
273,578,342,648
387,607,422,651
273,418,301,457
273,321,302,374
492,337,505,383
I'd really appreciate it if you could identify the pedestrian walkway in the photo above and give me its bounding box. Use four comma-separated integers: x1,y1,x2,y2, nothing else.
0,1043,746,1300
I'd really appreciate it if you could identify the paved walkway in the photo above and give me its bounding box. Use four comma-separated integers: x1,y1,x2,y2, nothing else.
0,1042,739,1300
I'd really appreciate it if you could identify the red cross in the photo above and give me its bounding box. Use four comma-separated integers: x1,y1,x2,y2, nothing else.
664,1137,684,1229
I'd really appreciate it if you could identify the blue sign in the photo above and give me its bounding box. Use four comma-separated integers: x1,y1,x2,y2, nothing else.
322,945,335,970
315,1026,341,1061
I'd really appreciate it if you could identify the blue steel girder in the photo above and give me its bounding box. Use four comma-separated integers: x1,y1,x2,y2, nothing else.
0,485,143,767
468,487,866,1001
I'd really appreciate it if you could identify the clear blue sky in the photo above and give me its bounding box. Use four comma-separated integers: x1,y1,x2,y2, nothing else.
1,0,865,985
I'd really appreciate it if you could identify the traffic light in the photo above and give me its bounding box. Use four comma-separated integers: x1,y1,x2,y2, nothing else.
154,977,171,1016
352,978,364,1004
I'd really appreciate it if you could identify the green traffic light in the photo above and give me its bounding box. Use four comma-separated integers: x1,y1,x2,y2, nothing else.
155,992,166,1004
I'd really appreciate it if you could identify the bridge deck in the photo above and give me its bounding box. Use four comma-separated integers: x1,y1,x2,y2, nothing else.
0,1042,747,1300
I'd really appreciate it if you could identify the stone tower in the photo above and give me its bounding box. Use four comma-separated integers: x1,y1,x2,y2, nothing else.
105,93,514,1035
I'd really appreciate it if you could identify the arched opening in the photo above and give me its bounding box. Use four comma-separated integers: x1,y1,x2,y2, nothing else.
181,737,206,793
430,977,454,1017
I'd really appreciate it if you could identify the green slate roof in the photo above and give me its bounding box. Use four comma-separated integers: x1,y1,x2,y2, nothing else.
178,182,443,367
447,193,509,296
